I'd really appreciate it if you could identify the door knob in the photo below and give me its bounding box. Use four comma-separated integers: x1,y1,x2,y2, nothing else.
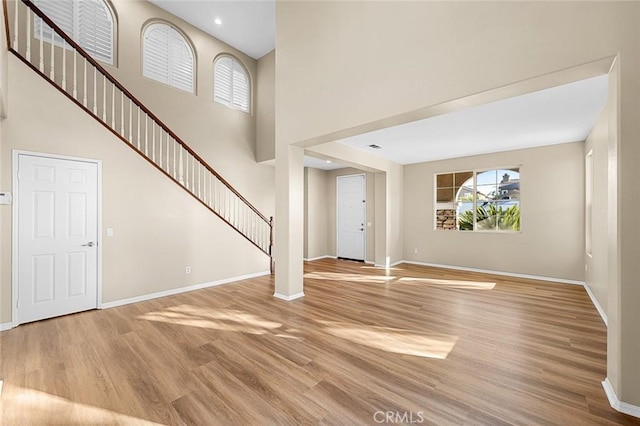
82,242,95,247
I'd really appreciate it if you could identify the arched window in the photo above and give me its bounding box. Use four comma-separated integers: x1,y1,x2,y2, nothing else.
142,22,195,93
214,55,250,112
34,0,115,65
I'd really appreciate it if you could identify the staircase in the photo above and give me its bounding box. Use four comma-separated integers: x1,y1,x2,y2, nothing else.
4,0,274,271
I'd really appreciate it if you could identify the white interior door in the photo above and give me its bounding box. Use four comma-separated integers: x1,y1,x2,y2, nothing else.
337,174,366,261
16,154,99,324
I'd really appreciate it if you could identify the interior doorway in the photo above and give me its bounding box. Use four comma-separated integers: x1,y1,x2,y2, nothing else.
336,173,366,261
14,152,101,325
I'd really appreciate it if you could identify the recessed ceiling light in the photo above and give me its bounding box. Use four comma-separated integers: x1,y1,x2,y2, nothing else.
214,17,222,25
326,160,332,163
368,144,382,149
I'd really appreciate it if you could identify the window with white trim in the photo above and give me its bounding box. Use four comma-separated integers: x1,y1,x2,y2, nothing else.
142,23,194,93
214,55,250,112
435,168,521,232
34,0,115,65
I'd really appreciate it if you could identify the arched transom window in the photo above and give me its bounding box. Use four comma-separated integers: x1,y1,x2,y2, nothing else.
34,0,115,65
142,22,195,93
214,55,250,112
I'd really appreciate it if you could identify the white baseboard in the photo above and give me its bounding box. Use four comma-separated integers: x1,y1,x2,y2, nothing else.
0,322,14,332
304,255,336,262
373,260,405,268
100,270,270,309
400,260,585,286
603,378,640,418
584,282,608,326
273,292,305,301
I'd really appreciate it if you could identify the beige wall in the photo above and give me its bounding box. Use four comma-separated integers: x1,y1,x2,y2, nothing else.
0,56,270,322
102,0,273,212
276,1,640,406
303,167,329,259
404,143,585,281
256,50,275,162
584,102,609,315
276,2,637,147
1,0,275,324
0,1,7,119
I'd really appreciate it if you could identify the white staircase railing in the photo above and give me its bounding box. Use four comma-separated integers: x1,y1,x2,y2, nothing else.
5,0,274,265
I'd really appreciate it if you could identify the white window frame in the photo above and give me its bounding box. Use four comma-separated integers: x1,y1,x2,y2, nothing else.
213,55,251,113
435,167,522,232
33,0,116,65
142,22,195,94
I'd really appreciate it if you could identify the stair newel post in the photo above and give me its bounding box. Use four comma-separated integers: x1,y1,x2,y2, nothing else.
269,216,274,275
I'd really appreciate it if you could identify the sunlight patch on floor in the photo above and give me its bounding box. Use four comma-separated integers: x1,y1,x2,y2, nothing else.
304,271,396,283
398,277,496,290
317,320,457,359
139,305,282,334
4,385,162,425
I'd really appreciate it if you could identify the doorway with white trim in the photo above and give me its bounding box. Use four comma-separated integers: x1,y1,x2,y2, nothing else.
336,173,366,262
13,152,101,325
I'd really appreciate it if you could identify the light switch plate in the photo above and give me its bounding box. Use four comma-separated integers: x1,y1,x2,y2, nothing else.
0,192,12,205
106,228,114,237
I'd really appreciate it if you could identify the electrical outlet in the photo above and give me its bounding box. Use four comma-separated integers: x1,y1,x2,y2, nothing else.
413,248,418,254
185,266,191,274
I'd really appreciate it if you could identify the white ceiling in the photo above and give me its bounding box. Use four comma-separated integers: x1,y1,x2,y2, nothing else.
303,156,346,171
337,75,609,165
148,0,275,59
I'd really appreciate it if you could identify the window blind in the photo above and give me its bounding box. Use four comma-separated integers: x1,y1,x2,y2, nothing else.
143,23,194,93
214,55,249,113
34,0,113,65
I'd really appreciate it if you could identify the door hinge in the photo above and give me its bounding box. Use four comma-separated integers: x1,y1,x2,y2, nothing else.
16,299,20,309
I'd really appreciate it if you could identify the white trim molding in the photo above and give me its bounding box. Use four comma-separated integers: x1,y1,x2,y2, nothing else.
603,378,640,418
303,255,336,262
0,322,14,332
401,260,585,286
101,270,270,309
584,282,608,326
273,292,305,301
12,150,103,328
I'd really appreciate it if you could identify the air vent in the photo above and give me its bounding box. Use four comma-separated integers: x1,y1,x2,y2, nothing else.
368,144,382,149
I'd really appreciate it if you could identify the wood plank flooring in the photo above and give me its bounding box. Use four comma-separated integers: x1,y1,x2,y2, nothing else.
1,258,638,425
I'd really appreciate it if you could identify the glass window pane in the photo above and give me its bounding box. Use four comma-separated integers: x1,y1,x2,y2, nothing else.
498,201,520,231
436,173,454,188
436,187,455,203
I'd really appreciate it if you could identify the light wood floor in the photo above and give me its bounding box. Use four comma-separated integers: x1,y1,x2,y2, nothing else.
1,258,638,425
